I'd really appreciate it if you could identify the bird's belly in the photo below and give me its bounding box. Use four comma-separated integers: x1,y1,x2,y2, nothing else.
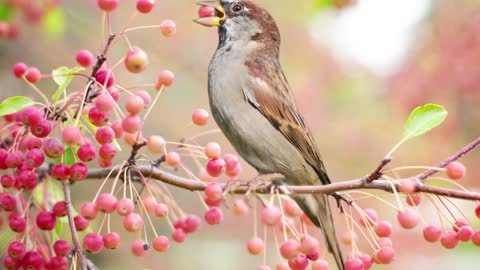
209,91,315,183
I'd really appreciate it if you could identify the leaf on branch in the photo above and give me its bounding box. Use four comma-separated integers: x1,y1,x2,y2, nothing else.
52,66,85,102
0,4,14,22
43,7,65,38
0,96,34,116
402,104,448,141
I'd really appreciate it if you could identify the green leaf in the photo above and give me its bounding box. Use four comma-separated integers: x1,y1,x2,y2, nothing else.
53,146,78,166
312,0,334,12
0,96,34,116
0,4,15,22
43,8,65,38
402,104,448,140
52,66,85,102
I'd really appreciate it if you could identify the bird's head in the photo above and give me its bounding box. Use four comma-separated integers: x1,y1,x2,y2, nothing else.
194,0,280,49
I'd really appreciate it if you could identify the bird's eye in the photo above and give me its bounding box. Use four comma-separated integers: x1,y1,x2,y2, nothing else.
231,4,243,12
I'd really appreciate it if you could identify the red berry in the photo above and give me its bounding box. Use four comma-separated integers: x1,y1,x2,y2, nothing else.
198,5,216,18
116,198,135,216
378,237,393,247
51,163,70,181
359,208,378,227
96,193,118,213
311,260,329,270
446,161,466,180
103,232,121,249
122,114,142,133
43,138,64,159
97,0,119,12
26,149,44,168
83,233,104,254
423,224,442,242
247,237,264,255
475,204,480,219
288,254,309,270
152,236,170,252
192,108,209,126
99,143,117,160
18,171,39,190
136,0,155,13
131,240,149,256
36,211,56,230
359,254,373,270
135,90,151,107
125,46,149,74
374,220,393,237
26,137,43,150
74,215,89,231
125,95,145,114
22,251,45,270
261,206,282,226
96,126,115,144
53,240,71,257
95,69,115,87
280,239,300,259
206,157,225,177
5,152,21,168
95,93,115,112
77,143,97,162
457,225,474,241
453,219,468,232
25,67,41,84
9,214,26,232
276,262,290,270
30,118,52,138
70,162,88,181
397,208,420,229
406,193,422,206
123,213,143,232
111,120,124,138
172,228,187,243
46,256,68,270
8,241,26,260
440,231,459,249
20,106,42,126
204,207,223,225
344,258,363,270
1,174,16,188
62,126,83,145
0,194,17,212
472,230,480,246
88,107,110,127
156,69,175,89
398,178,417,193
184,215,202,233
13,62,28,78
80,202,98,220
53,201,68,217
300,235,320,255
76,50,94,67
204,183,222,201
154,203,169,218
373,246,395,264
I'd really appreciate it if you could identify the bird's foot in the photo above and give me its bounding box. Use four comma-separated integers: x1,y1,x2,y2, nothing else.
245,173,285,197
332,192,352,213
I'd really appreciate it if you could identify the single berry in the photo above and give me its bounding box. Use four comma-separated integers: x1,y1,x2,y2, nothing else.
122,114,142,133
206,157,225,177
36,211,56,230
440,231,459,249
446,161,466,180
53,240,71,257
95,69,115,87
374,246,395,264
397,208,420,229
53,201,68,217
25,67,41,84
125,94,146,115
204,207,223,225
359,208,378,227
70,162,88,181
154,203,169,218
123,212,143,232
280,239,300,259
198,5,216,17
288,254,309,270
205,142,221,159
13,62,28,78
125,46,149,73
76,50,95,67
152,236,170,252
51,163,70,181
311,260,329,270
83,233,104,254
8,241,26,260
166,152,181,166
423,224,442,242
43,138,64,159
97,0,119,12
96,193,118,213
204,183,222,201
131,240,149,256
374,220,393,237
247,237,264,255
77,143,97,162
261,206,282,226
22,251,45,270
74,215,90,231
232,199,249,216
116,198,135,216
160,20,176,37
192,108,209,126
137,0,155,13
344,258,363,270
172,228,187,243
103,232,121,249
147,135,165,153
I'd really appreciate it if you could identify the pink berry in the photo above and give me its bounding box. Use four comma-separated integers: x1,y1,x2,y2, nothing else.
374,220,392,237
142,196,157,213
359,254,373,270
22,251,45,270
123,213,143,232
453,219,468,232
88,107,110,126
5,152,21,168
8,241,26,260
276,262,290,270
206,157,225,177
53,240,71,257
156,69,175,89
26,137,43,150
205,142,221,159
51,163,70,181
406,193,422,206
43,138,64,159
62,126,82,145
311,260,329,270
172,228,187,243
125,94,145,114
204,207,223,225
397,208,420,229
475,204,480,219
36,211,56,230
152,236,170,252
9,214,26,232
374,246,395,264
423,224,442,242
280,239,300,259
46,256,68,270
95,69,115,87
77,143,97,162
95,93,115,112
131,240,149,256
288,254,309,270
25,67,41,84
184,215,202,233
70,162,88,181
116,198,135,216
80,202,99,220
53,201,67,217
378,237,393,248
74,215,90,231
125,46,149,74
135,90,151,107
192,108,209,126
99,143,117,160
0,193,17,212
204,196,223,207
261,206,282,226
160,20,176,37
83,233,104,254
446,161,466,180
97,0,118,12
204,183,222,201
17,171,39,190
344,258,363,270
398,178,417,193
198,5,216,18
258,266,272,270
20,106,42,126
136,0,155,13
147,135,165,153
1,174,16,188
472,230,480,246
76,50,95,67
122,114,142,133
341,231,357,245
300,235,320,255
154,203,169,218
457,225,474,241
111,120,124,138
96,193,118,213
13,62,28,78
96,126,115,144
231,199,249,216
247,237,264,255
358,208,378,227
440,231,459,249
166,152,181,166
103,232,121,249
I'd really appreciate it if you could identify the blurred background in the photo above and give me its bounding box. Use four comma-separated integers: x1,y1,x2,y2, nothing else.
1,0,480,269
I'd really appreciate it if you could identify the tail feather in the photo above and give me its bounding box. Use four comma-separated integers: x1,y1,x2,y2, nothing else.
294,194,344,270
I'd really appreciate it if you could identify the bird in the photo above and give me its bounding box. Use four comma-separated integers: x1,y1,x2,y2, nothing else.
194,1,345,269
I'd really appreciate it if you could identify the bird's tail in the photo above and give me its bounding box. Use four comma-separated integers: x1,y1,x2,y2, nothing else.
294,194,345,270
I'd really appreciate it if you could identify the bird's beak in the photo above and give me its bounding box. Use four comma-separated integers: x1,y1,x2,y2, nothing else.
194,1,225,27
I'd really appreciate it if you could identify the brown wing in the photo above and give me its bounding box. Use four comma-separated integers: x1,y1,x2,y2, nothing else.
243,59,330,185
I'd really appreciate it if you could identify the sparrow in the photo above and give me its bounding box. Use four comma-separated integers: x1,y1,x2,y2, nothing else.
195,1,344,269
